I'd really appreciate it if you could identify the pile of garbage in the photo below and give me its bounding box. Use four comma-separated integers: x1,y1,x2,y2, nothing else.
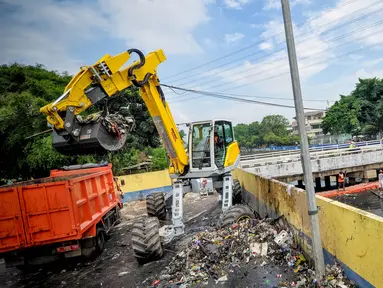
152,218,355,287
101,113,135,136
76,111,135,137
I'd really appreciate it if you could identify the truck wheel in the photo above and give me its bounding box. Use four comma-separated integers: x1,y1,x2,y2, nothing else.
146,193,166,220
115,206,122,225
232,179,242,205
131,217,163,264
219,204,255,228
95,227,105,253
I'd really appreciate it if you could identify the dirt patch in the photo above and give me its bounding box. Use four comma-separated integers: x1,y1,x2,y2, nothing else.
332,189,383,217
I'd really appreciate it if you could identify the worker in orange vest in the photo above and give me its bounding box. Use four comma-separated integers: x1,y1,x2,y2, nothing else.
338,171,345,191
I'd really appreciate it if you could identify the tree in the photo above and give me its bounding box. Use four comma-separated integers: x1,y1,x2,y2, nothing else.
322,95,361,136
233,114,298,148
0,64,164,179
259,115,290,137
322,77,383,137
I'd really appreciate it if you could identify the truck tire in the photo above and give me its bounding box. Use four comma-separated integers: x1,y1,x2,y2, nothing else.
131,217,163,263
232,179,242,205
95,227,105,253
219,204,255,228
146,193,166,220
115,206,122,225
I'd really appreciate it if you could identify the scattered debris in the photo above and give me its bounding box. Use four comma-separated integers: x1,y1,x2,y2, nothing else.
111,253,120,260
118,271,129,277
152,218,355,287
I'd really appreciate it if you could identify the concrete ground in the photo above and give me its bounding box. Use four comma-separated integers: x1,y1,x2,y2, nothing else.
0,194,308,288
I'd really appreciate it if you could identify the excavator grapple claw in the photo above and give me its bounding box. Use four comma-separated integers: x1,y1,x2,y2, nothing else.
52,113,134,155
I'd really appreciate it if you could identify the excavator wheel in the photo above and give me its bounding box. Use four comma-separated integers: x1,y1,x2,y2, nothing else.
131,217,163,264
219,204,256,228
146,192,166,220
232,179,242,205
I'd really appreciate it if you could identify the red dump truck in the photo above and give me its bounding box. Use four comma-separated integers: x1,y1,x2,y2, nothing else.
0,164,123,269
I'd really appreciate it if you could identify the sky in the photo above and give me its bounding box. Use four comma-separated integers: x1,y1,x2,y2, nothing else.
1,0,383,125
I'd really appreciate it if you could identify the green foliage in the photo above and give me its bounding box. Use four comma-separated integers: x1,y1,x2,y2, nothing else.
0,63,164,179
150,148,169,170
322,78,383,137
25,136,71,178
0,64,72,178
234,114,298,148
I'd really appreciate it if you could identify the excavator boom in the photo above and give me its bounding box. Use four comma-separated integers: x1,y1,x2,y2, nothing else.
40,49,188,175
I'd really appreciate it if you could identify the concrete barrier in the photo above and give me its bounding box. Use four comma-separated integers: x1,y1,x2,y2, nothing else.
117,170,172,202
233,168,383,288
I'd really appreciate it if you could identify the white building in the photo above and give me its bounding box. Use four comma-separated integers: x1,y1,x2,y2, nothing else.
291,111,326,139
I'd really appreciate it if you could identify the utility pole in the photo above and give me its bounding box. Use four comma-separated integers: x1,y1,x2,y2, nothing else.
280,0,325,278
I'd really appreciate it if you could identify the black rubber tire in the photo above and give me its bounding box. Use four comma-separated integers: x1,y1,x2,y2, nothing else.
232,179,242,205
95,227,105,253
220,204,255,228
115,206,122,225
131,217,163,263
146,193,166,220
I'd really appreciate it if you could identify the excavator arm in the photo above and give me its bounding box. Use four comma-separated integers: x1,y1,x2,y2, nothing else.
40,49,188,175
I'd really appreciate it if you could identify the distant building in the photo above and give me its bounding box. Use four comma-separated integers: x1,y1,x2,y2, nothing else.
291,111,326,139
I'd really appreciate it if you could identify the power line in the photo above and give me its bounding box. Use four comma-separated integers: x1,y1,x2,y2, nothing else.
164,23,383,102
217,41,383,93
163,0,376,82
165,40,383,104
166,89,334,102
199,22,383,92
171,2,383,90
162,84,326,110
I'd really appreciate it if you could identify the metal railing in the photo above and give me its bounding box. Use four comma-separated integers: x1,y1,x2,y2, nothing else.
240,140,382,161
239,143,383,168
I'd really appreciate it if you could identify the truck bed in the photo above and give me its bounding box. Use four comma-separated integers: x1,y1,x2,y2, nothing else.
0,165,120,253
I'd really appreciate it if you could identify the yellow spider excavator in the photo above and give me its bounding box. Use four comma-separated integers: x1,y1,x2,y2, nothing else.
40,48,249,262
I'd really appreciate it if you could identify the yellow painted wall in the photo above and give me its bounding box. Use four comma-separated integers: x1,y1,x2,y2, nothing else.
117,170,172,193
233,168,383,287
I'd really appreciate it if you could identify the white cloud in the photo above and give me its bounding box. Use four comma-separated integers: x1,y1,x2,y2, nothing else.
349,54,364,60
251,23,263,29
98,0,213,55
0,0,213,72
259,42,273,50
0,0,106,73
224,0,250,9
208,0,383,99
224,32,245,43
161,0,383,124
363,58,383,67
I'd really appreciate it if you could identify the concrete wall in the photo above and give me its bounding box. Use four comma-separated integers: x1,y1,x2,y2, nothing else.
244,149,383,181
233,168,383,288
117,170,172,202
